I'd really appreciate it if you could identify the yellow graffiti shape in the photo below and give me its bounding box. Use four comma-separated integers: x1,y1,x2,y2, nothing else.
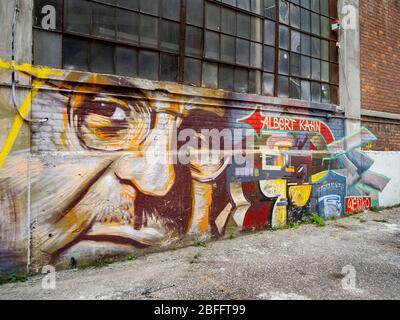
289,185,313,207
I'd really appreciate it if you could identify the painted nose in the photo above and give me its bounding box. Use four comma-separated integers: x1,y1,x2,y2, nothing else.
113,113,177,196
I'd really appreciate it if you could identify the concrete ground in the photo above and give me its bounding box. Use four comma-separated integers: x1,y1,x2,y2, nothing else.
1,208,399,300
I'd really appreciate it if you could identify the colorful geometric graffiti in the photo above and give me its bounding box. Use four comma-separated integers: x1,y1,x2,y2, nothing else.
0,60,390,272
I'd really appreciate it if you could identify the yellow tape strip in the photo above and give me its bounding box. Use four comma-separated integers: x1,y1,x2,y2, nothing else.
0,59,63,172
0,79,45,171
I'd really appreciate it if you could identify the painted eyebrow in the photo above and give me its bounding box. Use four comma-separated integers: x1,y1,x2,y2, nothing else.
92,95,130,109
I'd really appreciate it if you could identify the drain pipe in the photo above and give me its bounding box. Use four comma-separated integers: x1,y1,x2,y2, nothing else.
11,0,47,123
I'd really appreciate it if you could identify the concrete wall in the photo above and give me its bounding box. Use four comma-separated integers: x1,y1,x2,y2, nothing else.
365,151,400,207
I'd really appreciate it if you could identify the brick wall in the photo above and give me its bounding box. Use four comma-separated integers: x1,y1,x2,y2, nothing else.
359,0,400,150
362,116,400,151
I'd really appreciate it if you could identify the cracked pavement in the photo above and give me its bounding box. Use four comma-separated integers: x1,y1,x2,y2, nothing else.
0,208,399,300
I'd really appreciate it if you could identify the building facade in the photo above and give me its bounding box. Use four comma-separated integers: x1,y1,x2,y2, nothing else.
360,0,400,151
0,0,396,274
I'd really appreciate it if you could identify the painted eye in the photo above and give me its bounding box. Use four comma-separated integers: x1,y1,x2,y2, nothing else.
73,95,153,151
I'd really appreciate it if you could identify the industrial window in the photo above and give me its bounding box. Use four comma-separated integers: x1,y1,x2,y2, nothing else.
33,0,339,105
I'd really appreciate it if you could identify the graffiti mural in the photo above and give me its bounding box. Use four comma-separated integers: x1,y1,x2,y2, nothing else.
0,60,390,272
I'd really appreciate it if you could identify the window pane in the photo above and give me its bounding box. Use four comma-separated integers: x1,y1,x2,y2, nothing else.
301,33,311,55
140,0,159,15
251,17,262,42
278,75,289,97
264,0,276,20
222,8,236,35
291,30,301,53
235,68,249,93
92,3,116,39
237,13,251,38
236,39,250,66
116,46,137,77
249,70,261,94
202,62,218,88
321,40,329,60
223,0,237,7
320,0,329,16
312,37,321,58
251,0,262,15
311,58,321,80
250,42,262,69
321,61,330,82
290,4,300,29
64,0,91,34
311,12,320,35
290,78,301,99
221,35,236,63
117,0,139,10
63,36,89,71
279,0,289,24
187,0,204,27
162,0,180,21
321,16,330,38
300,8,310,32
186,26,203,57
321,83,330,103
206,2,220,31
263,72,275,96
90,42,114,74
301,55,311,78
279,25,289,50
237,0,251,11
161,20,180,52
138,50,159,80
263,46,275,72
290,53,301,76
117,9,139,44
311,82,321,102
311,0,320,13
160,54,178,82
184,58,202,86
278,50,289,75
140,15,159,47
219,65,234,91
205,31,220,60
264,20,276,46
34,30,62,68
301,0,310,9
301,80,311,100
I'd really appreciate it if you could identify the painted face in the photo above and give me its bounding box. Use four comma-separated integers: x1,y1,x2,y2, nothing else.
24,83,232,266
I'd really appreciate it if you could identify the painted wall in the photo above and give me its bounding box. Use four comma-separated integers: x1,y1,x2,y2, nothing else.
0,62,390,274
364,151,400,207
